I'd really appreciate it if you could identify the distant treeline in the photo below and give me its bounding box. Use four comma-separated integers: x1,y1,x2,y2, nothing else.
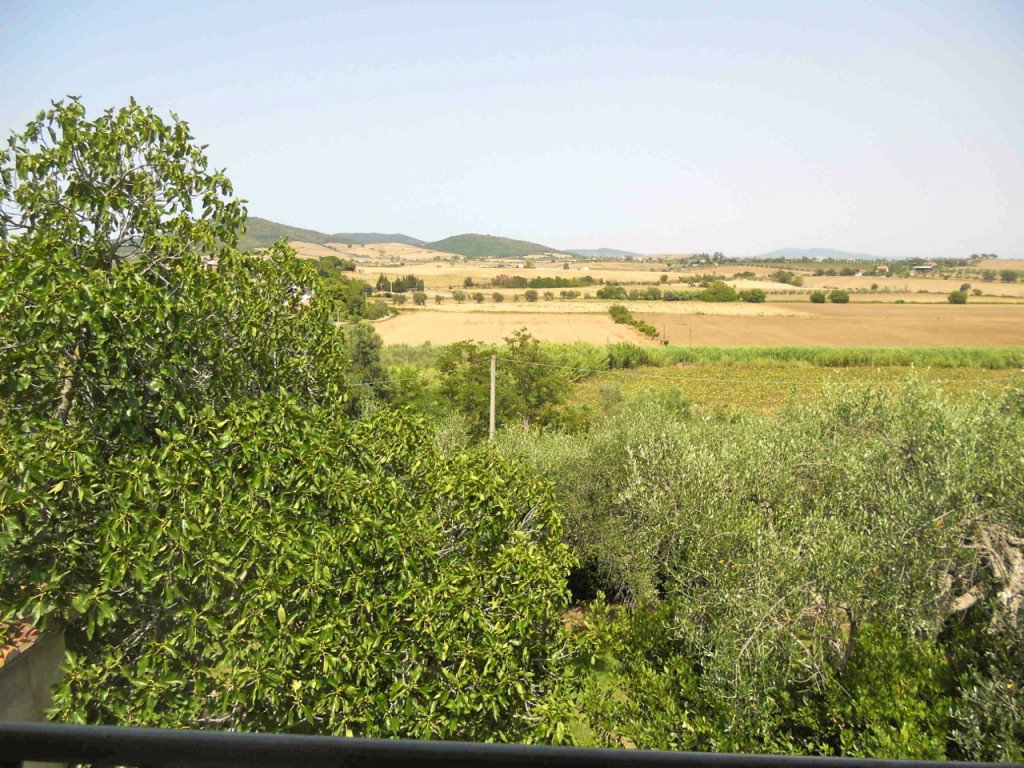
489,274,597,289
597,282,766,303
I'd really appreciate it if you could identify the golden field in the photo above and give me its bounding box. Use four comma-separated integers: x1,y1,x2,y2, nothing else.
637,303,1024,348
277,238,1024,347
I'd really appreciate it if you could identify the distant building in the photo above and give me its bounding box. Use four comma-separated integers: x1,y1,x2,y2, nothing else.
912,261,937,272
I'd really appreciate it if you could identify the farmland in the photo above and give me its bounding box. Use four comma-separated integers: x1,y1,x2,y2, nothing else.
373,300,1024,347
5,97,1024,763
289,245,1024,348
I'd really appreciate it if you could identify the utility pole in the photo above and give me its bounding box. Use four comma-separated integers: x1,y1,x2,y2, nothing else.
488,355,497,440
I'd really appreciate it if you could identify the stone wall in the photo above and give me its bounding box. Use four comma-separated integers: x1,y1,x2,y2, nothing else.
0,631,65,722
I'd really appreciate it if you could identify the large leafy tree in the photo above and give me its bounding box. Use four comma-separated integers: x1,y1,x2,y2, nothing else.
0,100,575,740
0,98,371,450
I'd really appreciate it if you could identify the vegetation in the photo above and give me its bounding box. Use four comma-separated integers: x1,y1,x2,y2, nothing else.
949,290,968,304
607,305,658,339
829,289,850,303
0,100,573,742
497,383,1024,760
3,99,1023,760
810,290,827,303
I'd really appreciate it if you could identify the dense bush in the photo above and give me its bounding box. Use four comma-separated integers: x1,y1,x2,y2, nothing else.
3,401,575,740
739,288,766,303
596,284,628,300
948,290,968,304
810,290,827,303
0,99,576,743
498,383,1024,758
829,289,850,303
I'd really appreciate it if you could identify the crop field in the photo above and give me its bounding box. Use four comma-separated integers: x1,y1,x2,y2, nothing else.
375,310,654,345
639,303,1024,347
373,301,1024,347
573,363,1020,413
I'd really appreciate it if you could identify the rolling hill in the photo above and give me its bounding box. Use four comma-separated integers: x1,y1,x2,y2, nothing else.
425,234,565,260
240,217,424,251
754,247,883,261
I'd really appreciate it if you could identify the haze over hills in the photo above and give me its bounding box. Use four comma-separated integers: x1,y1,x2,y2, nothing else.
567,247,644,259
754,247,884,261
240,217,424,251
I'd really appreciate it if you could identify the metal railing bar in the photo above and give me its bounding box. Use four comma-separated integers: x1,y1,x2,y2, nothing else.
0,722,1007,768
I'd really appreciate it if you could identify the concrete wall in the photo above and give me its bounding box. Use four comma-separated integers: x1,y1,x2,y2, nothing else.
0,631,65,722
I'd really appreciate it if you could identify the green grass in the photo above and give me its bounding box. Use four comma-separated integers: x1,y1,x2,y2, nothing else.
383,342,1024,372
573,364,1020,413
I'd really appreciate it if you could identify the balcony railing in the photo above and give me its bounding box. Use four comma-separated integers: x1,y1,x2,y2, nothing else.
0,722,999,768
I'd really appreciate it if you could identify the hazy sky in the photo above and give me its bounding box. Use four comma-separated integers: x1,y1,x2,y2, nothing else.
1,1,1021,257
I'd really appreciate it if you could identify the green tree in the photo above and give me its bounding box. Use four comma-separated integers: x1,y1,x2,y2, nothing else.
524,289,539,302
492,291,505,303
0,98,371,451
437,330,571,436
412,290,427,306
0,99,575,742
810,290,827,303
452,289,466,304
829,289,850,303
948,290,968,304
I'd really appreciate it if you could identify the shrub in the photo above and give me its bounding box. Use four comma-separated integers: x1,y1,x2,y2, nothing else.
829,289,850,303
606,343,657,369
472,292,485,304
948,290,968,304
452,290,466,304
412,291,427,306
596,285,628,300
699,281,738,302
492,292,505,303
524,289,539,302
960,283,971,292
739,289,766,303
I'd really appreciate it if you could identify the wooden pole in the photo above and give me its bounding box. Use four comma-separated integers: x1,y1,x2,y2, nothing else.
489,355,496,440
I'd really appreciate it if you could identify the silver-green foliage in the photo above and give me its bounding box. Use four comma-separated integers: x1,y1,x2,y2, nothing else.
498,382,1024,757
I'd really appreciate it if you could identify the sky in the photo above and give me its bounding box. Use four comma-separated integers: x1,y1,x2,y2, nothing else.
1,1,1022,258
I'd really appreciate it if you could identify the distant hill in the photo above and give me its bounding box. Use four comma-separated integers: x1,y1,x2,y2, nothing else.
754,247,883,261
567,247,643,259
425,233,565,260
240,217,424,251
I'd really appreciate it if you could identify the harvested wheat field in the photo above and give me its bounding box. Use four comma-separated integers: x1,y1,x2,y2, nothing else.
374,310,656,345
639,303,1024,347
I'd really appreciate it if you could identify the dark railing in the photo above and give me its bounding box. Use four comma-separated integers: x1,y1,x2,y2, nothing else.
0,722,1006,768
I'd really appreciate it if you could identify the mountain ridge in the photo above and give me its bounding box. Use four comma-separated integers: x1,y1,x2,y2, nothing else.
240,216,424,250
